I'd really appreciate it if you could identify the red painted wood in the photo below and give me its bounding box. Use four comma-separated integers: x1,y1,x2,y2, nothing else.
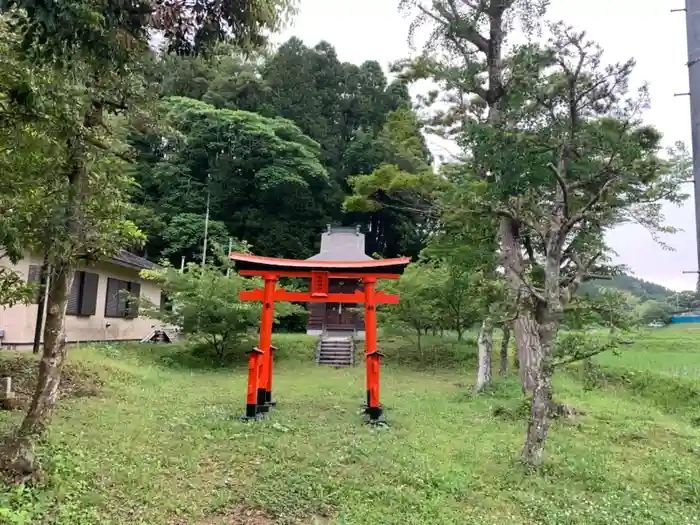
311,271,329,297
239,270,403,279
246,347,263,406
363,277,380,411
239,289,399,304
246,276,277,410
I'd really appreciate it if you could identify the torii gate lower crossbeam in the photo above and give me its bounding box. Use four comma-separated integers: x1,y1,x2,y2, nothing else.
231,253,410,425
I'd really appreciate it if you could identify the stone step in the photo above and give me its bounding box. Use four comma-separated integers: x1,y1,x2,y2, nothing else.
317,337,355,366
318,360,353,366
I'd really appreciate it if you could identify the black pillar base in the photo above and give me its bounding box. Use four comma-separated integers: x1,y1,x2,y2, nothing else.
364,407,386,426
240,412,265,422
265,390,277,407
256,388,268,414
240,404,265,422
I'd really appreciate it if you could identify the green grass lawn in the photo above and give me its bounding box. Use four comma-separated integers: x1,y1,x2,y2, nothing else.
595,324,700,377
0,331,699,525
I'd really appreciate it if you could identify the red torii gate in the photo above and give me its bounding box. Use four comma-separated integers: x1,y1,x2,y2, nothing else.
230,253,410,424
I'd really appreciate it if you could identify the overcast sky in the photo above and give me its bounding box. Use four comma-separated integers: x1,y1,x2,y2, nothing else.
276,0,696,291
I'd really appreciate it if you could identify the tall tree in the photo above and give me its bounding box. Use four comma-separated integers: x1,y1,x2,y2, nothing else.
0,0,296,477
462,25,689,465
131,96,331,261
394,0,550,394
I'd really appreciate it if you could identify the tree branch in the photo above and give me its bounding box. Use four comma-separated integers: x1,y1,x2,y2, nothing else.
552,344,612,367
548,160,569,218
565,176,617,230
85,135,134,164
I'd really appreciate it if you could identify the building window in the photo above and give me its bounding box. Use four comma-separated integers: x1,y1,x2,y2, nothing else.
66,271,99,316
105,278,141,318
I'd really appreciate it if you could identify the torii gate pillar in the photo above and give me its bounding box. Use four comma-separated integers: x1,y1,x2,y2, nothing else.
363,277,383,423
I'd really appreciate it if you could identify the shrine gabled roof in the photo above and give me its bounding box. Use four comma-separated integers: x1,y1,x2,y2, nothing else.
230,253,411,277
306,225,372,262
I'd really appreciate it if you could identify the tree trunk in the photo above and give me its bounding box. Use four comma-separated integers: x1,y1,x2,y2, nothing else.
520,198,565,467
20,263,73,436
456,326,464,341
474,318,494,393
515,311,539,393
499,322,510,375
520,357,553,467
2,113,92,476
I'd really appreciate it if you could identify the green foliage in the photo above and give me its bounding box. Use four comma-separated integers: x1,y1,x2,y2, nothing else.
665,290,700,313
131,96,330,260
0,0,295,65
147,37,429,259
0,18,146,270
636,300,675,325
141,262,303,363
0,268,34,308
160,213,230,263
380,263,442,353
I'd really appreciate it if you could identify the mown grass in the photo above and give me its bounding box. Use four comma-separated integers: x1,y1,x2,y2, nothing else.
0,330,699,525
595,324,700,377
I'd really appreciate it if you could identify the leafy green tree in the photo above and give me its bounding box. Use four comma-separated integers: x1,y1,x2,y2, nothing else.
132,96,331,259
0,268,34,308
458,25,689,465
161,213,230,264
0,0,297,476
579,274,675,302
141,262,304,362
389,1,552,392
380,263,442,356
396,1,688,465
666,290,700,312
636,300,674,325
0,20,145,461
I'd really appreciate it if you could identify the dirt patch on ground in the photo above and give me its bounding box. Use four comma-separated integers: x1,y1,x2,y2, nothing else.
0,354,103,409
171,506,333,525
170,506,273,525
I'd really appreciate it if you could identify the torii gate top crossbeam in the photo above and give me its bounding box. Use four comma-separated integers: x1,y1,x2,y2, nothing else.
230,253,411,279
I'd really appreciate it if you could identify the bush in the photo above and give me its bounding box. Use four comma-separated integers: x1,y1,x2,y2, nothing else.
141,262,304,364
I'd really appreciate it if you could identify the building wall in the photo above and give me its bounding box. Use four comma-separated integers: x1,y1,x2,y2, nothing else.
0,253,162,347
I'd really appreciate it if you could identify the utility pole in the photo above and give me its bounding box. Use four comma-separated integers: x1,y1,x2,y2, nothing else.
202,172,211,268
32,251,50,354
226,237,233,277
680,0,700,293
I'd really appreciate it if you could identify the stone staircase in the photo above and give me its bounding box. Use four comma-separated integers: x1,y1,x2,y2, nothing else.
316,336,354,367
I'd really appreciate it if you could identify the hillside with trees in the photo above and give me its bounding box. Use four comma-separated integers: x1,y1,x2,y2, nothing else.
578,274,675,301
